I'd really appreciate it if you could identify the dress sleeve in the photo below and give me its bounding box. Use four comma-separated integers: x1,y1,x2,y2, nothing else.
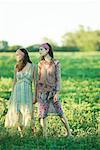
38,62,41,80
55,60,61,91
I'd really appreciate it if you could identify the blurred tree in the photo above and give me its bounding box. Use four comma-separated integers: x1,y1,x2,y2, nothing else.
62,25,100,51
26,44,39,52
0,41,9,50
96,30,100,51
8,45,22,51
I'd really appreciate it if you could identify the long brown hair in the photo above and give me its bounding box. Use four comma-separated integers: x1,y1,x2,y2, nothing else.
16,48,32,72
40,43,54,60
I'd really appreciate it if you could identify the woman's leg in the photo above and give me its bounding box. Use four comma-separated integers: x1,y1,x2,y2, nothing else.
32,111,36,134
60,114,72,136
17,112,23,137
52,96,72,137
39,118,47,137
17,125,23,137
38,92,49,137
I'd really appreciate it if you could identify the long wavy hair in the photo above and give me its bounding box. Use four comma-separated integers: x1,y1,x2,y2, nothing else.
40,43,54,60
16,48,32,72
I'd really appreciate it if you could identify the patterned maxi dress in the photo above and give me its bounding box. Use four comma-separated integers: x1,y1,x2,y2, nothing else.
37,60,64,119
5,63,35,127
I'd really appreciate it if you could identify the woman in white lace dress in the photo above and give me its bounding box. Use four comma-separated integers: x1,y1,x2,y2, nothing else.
5,48,36,137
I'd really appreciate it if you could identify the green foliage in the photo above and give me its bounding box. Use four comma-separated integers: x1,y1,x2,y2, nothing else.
26,44,39,52
8,45,22,51
0,41,9,50
62,26,100,51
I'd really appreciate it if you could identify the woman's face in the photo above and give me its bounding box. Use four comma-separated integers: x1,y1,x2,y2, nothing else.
16,49,25,62
39,47,49,57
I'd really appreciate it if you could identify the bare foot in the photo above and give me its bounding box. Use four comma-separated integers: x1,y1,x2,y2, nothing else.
32,126,36,134
64,132,73,138
20,131,23,138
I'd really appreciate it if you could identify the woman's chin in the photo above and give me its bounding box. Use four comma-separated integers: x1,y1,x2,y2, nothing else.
16,59,22,62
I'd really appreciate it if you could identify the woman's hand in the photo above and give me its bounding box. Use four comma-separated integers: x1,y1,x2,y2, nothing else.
33,98,37,104
53,92,59,103
33,95,37,104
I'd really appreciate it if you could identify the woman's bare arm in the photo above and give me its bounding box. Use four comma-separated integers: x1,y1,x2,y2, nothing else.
12,65,17,91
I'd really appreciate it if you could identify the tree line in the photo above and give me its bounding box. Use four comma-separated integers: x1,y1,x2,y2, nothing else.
0,26,100,52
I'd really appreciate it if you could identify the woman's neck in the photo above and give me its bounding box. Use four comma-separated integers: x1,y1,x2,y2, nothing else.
44,54,52,62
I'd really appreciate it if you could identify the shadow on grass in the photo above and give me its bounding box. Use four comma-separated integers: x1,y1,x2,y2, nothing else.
0,125,99,150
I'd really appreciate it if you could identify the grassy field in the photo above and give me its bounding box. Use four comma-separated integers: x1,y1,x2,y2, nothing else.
0,52,100,150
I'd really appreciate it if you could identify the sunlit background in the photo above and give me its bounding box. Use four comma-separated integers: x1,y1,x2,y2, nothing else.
0,0,99,47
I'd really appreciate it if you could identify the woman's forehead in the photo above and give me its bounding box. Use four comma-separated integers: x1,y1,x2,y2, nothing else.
16,49,24,54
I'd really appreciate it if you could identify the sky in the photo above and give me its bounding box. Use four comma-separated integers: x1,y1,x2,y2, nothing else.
0,0,99,46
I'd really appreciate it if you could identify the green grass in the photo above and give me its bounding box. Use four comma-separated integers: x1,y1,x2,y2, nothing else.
0,52,100,150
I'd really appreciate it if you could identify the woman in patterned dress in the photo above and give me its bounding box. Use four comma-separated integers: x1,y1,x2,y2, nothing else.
5,48,36,137
36,43,72,137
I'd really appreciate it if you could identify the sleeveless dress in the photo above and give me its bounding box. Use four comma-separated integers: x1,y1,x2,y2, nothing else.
5,63,34,127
